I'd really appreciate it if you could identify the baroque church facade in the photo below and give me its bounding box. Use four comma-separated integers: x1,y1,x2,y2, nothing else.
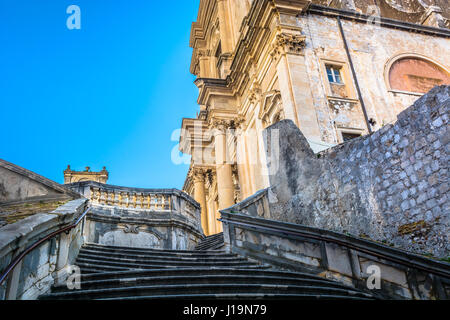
179,0,450,235
0,0,449,301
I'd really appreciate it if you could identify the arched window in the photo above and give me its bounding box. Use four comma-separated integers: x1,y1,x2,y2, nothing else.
388,55,450,94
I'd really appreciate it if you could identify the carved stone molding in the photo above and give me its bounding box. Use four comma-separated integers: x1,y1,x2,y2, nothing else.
328,98,358,113
192,167,206,183
209,118,234,132
196,48,210,59
233,116,246,131
270,32,307,60
249,82,262,105
259,90,284,127
123,224,139,234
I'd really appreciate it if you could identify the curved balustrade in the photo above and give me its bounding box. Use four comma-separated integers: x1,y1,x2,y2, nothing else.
89,186,172,211
65,181,204,251
66,181,200,213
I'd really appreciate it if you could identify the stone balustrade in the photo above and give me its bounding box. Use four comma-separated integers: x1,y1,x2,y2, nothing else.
65,181,204,250
89,186,172,211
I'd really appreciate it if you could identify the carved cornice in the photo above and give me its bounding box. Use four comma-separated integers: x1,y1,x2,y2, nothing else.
270,32,307,60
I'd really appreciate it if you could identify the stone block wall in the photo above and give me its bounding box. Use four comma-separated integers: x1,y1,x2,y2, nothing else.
264,86,449,259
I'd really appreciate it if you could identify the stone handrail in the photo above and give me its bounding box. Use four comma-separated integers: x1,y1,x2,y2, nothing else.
219,191,450,300
0,198,89,300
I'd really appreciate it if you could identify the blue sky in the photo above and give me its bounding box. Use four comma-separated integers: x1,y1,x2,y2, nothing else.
0,1,200,189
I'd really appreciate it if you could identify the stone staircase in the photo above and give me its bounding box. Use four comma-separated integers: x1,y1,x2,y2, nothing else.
195,232,225,251
39,243,376,300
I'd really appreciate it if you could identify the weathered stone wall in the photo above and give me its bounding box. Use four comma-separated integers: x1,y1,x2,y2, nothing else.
0,199,88,300
0,159,77,204
85,205,203,250
264,86,449,259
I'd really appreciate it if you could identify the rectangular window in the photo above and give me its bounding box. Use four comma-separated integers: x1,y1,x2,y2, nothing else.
326,65,343,84
342,132,361,142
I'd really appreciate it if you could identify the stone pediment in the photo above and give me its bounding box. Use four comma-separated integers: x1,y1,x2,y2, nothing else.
0,159,79,205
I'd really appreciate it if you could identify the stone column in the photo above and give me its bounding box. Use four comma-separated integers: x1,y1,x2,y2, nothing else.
53,232,71,286
217,0,234,53
192,168,209,236
213,121,235,210
216,0,234,76
272,32,322,141
197,49,211,78
5,260,23,300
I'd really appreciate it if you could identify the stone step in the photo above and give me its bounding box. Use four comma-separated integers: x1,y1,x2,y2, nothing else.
196,233,223,241
197,236,223,244
39,243,376,300
78,264,273,276
76,267,326,282
51,273,358,293
83,243,226,256
78,248,239,261
195,240,224,247
75,256,260,269
195,233,224,251
98,293,373,300
80,252,245,265
195,243,225,251
40,283,374,300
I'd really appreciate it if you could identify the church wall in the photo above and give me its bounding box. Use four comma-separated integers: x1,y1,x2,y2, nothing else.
183,0,449,236
297,13,450,143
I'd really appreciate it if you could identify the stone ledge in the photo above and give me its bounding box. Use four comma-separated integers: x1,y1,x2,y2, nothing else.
0,159,80,201
220,211,450,278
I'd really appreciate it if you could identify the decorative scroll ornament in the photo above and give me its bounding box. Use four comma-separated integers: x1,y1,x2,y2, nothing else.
233,116,246,131
270,32,307,60
329,99,357,113
123,224,139,234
